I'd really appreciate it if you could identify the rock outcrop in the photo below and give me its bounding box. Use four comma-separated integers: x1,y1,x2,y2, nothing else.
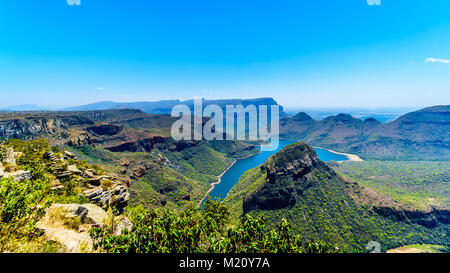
243,142,335,212
42,150,130,209
36,203,106,252
36,203,132,253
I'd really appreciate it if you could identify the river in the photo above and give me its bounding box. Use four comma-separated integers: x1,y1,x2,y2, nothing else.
201,139,352,204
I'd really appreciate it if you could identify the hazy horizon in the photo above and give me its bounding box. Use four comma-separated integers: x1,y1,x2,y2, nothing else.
0,98,430,112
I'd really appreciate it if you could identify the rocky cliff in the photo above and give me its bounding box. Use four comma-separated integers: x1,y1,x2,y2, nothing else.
0,115,94,140
243,143,334,212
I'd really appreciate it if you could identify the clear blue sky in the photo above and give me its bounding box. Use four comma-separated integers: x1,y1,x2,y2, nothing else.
1,0,449,108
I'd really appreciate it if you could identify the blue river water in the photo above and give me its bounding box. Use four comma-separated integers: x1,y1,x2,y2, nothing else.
203,139,349,203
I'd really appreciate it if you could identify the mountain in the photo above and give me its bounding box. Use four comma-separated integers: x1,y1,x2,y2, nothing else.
280,105,450,160
61,97,283,115
226,142,450,251
0,109,174,141
61,100,181,113
0,104,53,111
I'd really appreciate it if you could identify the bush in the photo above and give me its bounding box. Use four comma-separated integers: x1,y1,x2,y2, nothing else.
89,200,338,253
0,176,50,252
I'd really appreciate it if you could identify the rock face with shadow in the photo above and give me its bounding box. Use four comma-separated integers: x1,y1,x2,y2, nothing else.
243,142,336,212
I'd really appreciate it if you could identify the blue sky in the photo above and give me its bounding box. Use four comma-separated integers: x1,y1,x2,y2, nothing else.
1,0,449,108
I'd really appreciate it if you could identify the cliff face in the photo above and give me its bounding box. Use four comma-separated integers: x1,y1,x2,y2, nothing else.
0,110,175,149
0,115,94,139
373,206,450,228
243,143,334,212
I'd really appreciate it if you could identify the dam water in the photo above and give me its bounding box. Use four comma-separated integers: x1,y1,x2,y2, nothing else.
203,139,350,204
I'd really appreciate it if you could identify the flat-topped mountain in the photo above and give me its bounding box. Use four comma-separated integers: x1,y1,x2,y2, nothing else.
280,105,450,160
61,97,283,114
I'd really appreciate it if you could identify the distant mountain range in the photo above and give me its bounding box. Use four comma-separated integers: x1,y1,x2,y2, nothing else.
0,104,55,111
1,98,283,115
280,105,450,160
1,99,448,160
60,97,283,114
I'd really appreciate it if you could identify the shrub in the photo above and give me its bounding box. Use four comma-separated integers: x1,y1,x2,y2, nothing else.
89,200,338,253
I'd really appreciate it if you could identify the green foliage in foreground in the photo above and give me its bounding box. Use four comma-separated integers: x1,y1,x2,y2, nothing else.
0,176,49,252
90,200,338,253
0,139,89,252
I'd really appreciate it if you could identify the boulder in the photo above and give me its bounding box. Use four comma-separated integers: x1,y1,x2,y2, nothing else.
5,170,32,181
43,151,59,162
63,150,77,159
36,204,92,253
88,175,110,186
114,217,133,236
83,186,103,200
2,147,16,166
56,171,72,180
111,192,130,207
36,203,108,252
83,170,94,178
51,185,65,192
67,165,82,175
98,191,113,206
113,185,127,195
36,225,93,253
81,203,108,228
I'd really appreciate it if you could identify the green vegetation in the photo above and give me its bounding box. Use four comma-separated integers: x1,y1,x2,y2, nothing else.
70,139,258,211
74,145,120,164
0,139,92,252
334,161,450,210
165,142,234,184
225,143,450,252
387,244,450,253
90,200,337,253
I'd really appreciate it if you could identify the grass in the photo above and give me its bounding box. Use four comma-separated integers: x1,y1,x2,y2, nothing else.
387,244,450,253
334,161,450,210
47,206,83,231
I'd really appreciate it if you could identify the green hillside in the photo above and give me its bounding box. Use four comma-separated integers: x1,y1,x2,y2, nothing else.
226,142,450,252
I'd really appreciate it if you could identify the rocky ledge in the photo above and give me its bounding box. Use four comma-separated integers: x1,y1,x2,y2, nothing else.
36,203,132,253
